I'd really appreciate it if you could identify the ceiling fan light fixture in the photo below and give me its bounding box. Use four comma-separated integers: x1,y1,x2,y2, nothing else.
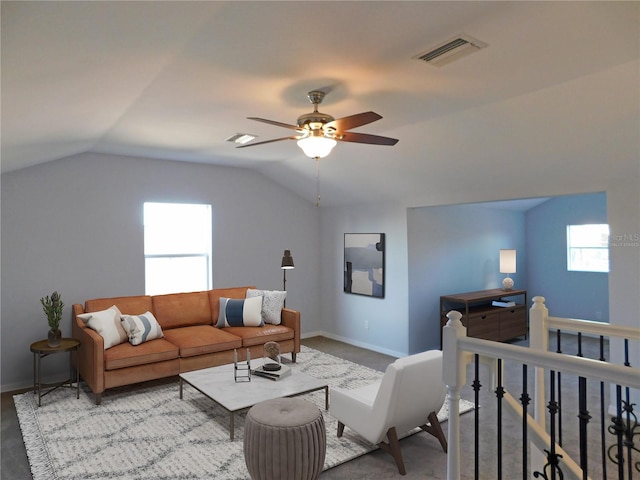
297,135,337,159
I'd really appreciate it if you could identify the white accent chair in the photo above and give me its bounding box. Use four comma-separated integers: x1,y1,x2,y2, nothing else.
329,350,447,475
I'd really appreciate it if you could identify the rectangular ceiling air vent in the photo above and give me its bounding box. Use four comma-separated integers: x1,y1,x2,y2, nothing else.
414,34,487,67
226,133,256,145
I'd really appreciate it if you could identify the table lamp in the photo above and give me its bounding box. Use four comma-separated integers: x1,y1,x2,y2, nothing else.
500,249,516,291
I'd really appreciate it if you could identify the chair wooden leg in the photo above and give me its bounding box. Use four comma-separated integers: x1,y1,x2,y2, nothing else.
377,427,406,475
420,411,448,453
337,421,345,438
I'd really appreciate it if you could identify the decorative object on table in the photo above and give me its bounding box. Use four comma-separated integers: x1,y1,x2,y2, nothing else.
262,341,281,371
40,291,64,347
252,363,291,381
244,397,326,480
344,233,385,298
234,348,251,382
499,249,516,291
280,249,294,306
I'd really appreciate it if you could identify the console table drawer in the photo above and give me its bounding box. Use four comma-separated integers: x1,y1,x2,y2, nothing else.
498,307,527,340
466,312,501,341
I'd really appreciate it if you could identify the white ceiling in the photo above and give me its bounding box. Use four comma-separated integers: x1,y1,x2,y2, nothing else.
2,1,638,206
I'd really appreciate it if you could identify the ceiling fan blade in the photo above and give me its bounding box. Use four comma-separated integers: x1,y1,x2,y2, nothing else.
247,117,300,131
236,136,299,148
325,111,382,132
337,131,399,146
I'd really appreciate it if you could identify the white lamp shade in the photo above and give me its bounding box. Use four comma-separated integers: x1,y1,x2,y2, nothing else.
297,136,337,158
499,249,516,274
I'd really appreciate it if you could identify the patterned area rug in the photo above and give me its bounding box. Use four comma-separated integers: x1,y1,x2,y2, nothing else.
15,346,473,480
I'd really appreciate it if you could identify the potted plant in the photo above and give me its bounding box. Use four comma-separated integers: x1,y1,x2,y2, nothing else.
41,291,64,347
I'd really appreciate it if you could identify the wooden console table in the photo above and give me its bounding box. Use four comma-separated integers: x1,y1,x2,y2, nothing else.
440,288,527,346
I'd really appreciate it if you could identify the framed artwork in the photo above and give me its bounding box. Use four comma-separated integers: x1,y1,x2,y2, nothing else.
344,233,385,298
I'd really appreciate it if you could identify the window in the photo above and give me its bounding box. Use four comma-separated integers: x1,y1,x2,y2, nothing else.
567,224,609,273
144,202,212,295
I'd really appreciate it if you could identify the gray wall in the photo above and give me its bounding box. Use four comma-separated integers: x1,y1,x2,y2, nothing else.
319,203,409,357
407,203,526,353
1,153,321,390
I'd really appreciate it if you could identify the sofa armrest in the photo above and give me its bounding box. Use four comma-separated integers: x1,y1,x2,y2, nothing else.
281,308,300,359
71,304,105,397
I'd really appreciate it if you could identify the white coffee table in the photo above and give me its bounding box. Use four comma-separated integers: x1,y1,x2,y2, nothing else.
179,360,329,440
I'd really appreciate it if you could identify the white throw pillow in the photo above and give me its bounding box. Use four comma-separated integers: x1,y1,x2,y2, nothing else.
77,305,127,350
246,289,286,325
120,311,164,346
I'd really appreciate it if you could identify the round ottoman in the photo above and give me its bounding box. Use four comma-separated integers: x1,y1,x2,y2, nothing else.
244,397,326,480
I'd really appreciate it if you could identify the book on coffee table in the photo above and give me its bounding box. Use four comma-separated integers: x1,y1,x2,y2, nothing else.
252,363,291,381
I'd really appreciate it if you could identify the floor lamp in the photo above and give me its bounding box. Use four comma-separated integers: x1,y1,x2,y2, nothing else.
281,249,294,307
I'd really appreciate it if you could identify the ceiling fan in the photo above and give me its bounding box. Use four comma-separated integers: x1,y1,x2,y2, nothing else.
238,90,398,159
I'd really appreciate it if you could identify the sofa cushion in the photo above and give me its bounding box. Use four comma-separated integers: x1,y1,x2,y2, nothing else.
121,311,164,346
208,286,255,322
104,338,179,370
162,325,242,357
246,289,286,325
152,291,212,330
216,296,263,328
85,296,153,316
222,324,294,347
77,305,128,350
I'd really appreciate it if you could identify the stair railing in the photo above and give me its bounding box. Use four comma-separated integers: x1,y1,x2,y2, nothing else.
443,298,640,480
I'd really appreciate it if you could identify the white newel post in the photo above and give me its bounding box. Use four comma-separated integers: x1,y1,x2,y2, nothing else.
528,296,549,478
529,296,548,425
442,310,467,480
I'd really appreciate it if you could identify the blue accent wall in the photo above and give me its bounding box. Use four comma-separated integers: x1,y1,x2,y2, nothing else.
526,192,609,321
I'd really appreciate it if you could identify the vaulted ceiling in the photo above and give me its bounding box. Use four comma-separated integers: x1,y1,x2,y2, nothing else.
2,1,638,206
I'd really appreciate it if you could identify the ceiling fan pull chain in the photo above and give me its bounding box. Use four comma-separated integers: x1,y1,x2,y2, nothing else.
315,156,321,207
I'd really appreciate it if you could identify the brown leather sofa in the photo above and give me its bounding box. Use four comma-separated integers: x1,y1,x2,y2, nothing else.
72,286,300,404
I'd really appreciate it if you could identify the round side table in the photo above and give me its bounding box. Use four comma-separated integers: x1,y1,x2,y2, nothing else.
30,338,80,407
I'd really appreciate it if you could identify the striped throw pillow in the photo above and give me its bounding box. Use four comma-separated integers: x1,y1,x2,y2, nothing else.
120,311,164,346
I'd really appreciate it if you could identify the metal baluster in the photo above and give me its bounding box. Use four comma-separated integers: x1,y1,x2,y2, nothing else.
576,331,590,479
551,370,558,480
623,339,634,480
599,335,607,479
578,375,590,479
556,329,563,447
473,353,481,480
496,358,504,480
521,364,531,480
534,370,564,480
612,385,625,479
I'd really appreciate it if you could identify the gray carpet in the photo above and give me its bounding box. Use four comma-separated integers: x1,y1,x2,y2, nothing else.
2,335,620,479
12,345,472,480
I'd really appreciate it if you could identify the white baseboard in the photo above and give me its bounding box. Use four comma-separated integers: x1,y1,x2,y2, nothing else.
301,330,406,359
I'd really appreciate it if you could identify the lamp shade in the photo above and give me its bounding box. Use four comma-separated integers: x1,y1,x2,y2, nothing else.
297,135,337,159
499,249,516,274
281,250,295,270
